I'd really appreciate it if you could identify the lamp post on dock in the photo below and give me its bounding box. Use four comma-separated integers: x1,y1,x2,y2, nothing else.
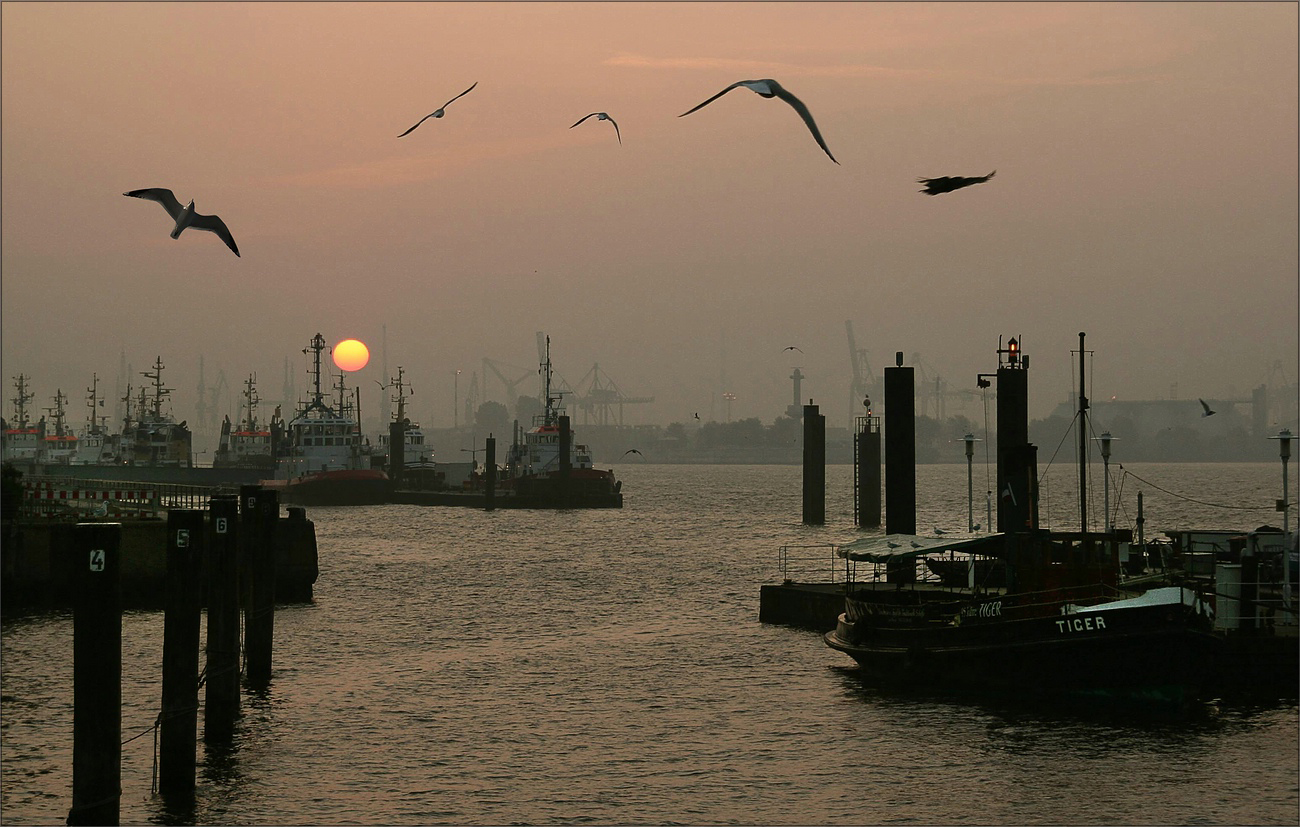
1093,431,1117,533
963,433,981,532
1270,429,1292,536
454,370,461,430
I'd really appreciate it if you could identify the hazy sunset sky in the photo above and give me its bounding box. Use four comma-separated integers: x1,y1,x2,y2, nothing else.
3,2,1296,436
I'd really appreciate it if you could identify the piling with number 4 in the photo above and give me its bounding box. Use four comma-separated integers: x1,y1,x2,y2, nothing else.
67,522,122,826
204,495,240,743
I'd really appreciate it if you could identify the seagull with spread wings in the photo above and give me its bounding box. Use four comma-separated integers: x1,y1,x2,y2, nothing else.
679,79,839,164
918,170,996,195
571,112,621,144
123,188,240,257
398,82,478,138
1199,398,1217,417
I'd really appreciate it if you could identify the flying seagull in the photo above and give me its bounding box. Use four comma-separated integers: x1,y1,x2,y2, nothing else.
571,112,621,144
917,171,996,195
693,412,700,420
1199,398,1217,417
679,79,839,164
622,448,643,457
123,188,240,257
398,81,478,138
783,346,803,353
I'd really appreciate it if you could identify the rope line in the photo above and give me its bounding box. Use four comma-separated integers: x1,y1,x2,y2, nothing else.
1119,466,1278,511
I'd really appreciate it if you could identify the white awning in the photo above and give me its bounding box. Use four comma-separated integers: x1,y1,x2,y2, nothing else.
835,533,1005,563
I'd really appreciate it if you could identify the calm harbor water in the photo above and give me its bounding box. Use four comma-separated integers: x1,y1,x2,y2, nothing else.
2,462,1297,826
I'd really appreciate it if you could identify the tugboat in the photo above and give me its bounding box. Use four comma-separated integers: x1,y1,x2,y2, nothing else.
823,334,1219,705
2,374,45,466
125,357,194,467
376,366,442,490
40,389,78,465
264,333,388,506
71,374,122,465
213,373,276,473
489,335,621,506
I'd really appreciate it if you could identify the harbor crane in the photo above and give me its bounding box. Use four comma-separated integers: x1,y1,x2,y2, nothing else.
482,357,536,417
573,363,654,426
846,321,879,425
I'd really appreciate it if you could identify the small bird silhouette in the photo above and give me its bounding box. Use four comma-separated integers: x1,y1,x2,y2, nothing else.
693,412,700,420
570,112,621,144
910,540,922,549
783,346,803,353
887,541,901,549
622,448,643,457
934,527,947,535
1199,398,1217,417
679,78,838,164
398,82,478,137
123,188,240,257
917,170,996,195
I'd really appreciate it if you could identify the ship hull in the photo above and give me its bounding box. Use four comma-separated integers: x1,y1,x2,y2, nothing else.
266,469,390,506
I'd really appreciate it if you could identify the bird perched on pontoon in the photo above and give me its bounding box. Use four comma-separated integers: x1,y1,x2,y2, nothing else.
679,78,839,164
570,112,621,144
398,81,478,137
123,188,240,257
917,171,996,195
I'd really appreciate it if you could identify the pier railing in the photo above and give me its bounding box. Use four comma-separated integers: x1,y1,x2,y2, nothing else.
19,475,241,518
778,544,854,584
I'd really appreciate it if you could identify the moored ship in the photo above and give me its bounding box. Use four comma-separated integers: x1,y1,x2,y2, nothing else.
213,373,276,472
263,333,388,506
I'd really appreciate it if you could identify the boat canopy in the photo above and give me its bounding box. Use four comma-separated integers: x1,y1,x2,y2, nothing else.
835,533,1006,563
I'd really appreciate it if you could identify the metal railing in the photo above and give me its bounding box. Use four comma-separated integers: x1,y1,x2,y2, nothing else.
18,475,240,518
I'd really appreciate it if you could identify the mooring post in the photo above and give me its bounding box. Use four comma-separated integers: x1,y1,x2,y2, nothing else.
205,495,241,743
389,419,405,488
802,401,826,524
68,522,122,827
558,415,572,506
854,415,881,527
238,485,261,610
160,510,204,796
485,435,496,511
884,356,917,537
245,489,279,688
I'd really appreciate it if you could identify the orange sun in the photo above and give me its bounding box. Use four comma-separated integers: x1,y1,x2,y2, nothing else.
333,339,370,372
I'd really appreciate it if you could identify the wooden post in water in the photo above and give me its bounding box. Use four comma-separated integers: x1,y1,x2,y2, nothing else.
68,522,121,827
160,509,204,796
484,435,496,511
245,489,279,687
205,495,241,743
854,415,881,527
558,415,572,507
884,356,917,537
802,401,825,525
388,419,405,489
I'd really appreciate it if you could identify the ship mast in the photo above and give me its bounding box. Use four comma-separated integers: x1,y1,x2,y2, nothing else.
1077,331,1089,533
304,333,330,413
542,335,559,426
390,366,408,425
46,389,68,437
85,373,101,433
242,373,260,430
11,374,34,427
140,356,171,422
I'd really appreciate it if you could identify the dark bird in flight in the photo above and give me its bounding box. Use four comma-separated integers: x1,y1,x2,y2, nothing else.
783,346,803,353
917,170,996,195
123,188,240,257
622,448,643,457
1199,398,1217,417
679,79,839,164
398,81,478,137
571,112,621,144
693,412,700,420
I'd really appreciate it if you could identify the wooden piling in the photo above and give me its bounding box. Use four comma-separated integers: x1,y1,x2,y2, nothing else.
159,510,204,795
558,415,572,506
854,415,881,527
245,489,279,687
388,420,405,488
485,436,496,512
884,362,916,536
204,495,240,743
67,522,121,827
802,402,825,525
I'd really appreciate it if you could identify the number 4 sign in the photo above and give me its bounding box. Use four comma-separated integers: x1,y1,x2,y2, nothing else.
88,549,105,572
